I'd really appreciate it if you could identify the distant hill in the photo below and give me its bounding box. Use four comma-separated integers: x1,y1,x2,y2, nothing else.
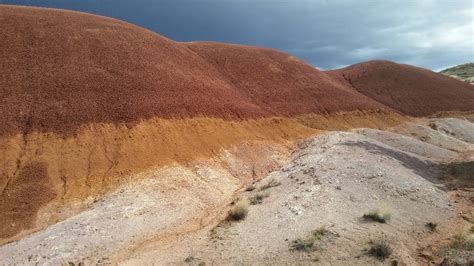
440,63,474,84
326,60,474,117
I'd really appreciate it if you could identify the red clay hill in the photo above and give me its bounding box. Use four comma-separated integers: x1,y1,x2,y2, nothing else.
2,5,473,137
327,60,474,117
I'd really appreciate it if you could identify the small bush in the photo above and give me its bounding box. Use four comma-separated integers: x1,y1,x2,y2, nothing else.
428,122,438,130
245,184,256,191
367,240,392,260
259,179,281,191
184,256,194,263
291,237,315,252
449,233,474,251
363,209,391,223
290,227,330,252
227,198,249,221
312,227,329,239
425,222,438,232
249,192,270,205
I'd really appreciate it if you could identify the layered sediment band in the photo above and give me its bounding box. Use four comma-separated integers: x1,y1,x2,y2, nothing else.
0,111,406,240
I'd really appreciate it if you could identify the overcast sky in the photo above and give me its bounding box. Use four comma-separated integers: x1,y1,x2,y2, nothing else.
1,0,473,70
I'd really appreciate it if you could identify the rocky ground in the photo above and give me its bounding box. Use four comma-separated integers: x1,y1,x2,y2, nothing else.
1,116,473,265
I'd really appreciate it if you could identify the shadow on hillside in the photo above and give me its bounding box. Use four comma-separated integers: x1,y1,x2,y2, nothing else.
343,140,446,185
440,160,474,189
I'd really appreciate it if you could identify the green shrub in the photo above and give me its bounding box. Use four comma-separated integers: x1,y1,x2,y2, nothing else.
449,233,474,251
367,240,392,260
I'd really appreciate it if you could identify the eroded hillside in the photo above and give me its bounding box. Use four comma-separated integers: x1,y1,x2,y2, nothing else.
0,5,473,265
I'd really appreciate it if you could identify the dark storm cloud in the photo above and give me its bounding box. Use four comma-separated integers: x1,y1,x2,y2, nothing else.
1,0,472,70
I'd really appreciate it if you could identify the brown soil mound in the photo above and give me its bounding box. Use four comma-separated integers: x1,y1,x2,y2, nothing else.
327,60,474,117
0,5,387,137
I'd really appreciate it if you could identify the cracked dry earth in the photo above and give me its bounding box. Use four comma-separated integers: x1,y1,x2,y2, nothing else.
1,117,473,265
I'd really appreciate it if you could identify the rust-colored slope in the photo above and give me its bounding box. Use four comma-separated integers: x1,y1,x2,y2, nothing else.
327,60,474,116
184,42,387,116
0,5,261,136
0,5,389,137
1,6,472,138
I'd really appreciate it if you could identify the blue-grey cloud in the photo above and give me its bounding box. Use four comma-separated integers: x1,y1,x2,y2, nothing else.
1,0,472,70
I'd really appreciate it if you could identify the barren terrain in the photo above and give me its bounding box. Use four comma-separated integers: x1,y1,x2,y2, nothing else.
1,116,473,265
0,5,473,265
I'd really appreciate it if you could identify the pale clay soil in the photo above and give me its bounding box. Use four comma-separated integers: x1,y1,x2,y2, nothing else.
0,116,473,265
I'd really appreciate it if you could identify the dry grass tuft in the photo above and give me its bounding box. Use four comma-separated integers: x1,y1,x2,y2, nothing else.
245,184,256,191
449,232,474,251
227,198,250,221
290,227,330,252
363,209,391,223
249,192,270,205
259,179,281,191
367,240,392,260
